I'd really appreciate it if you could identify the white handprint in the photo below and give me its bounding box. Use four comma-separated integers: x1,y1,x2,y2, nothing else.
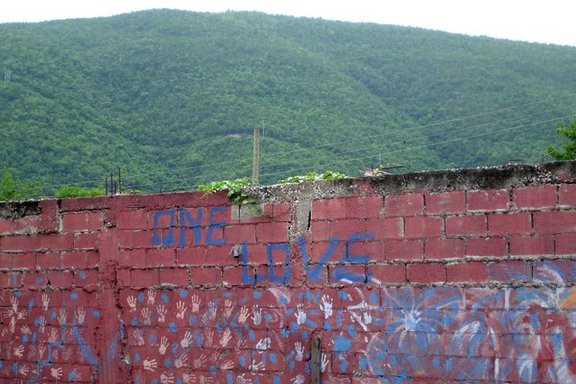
255,337,271,352
159,336,169,355
141,307,151,325
252,305,262,325
224,299,233,318
236,374,252,384
48,328,58,343
10,296,19,314
76,307,86,325
219,328,232,347
321,352,329,373
9,316,16,333
193,354,207,368
176,301,188,319
143,358,157,372
320,295,333,319
14,345,24,358
174,353,188,368
220,360,234,370
191,295,201,313
20,324,31,335
291,374,305,384
147,290,156,305
41,293,49,311
295,342,305,362
204,329,214,348
180,331,193,348
157,304,167,323
238,306,249,324
50,367,63,379
127,295,137,312
160,372,175,384
18,364,29,376
38,315,46,333
295,304,306,325
133,329,145,346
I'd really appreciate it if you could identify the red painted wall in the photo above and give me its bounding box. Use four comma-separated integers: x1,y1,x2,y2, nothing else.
1,162,576,383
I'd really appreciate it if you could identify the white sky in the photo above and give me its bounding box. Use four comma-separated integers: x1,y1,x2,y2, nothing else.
1,0,575,46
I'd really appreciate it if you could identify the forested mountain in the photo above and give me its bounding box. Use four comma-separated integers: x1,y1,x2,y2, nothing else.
1,10,575,194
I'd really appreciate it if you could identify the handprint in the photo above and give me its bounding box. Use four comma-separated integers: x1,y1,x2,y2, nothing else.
38,345,46,359
295,342,305,362
50,367,63,379
10,296,19,314
58,308,67,325
180,331,193,348
14,345,24,358
321,352,329,373
182,373,195,384
9,316,16,333
236,374,253,384
18,364,29,376
320,295,333,319
191,295,201,313
255,337,271,352
157,304,167,323
20,324,31,335
76,307,86,325
220,360,234,370
176,301,188,319
224,299,234,319
48,328,58,343
252,305,262,325
133,329,145,346
219,328,232,347
250,360,264,371
38,315,46,333
160,372,174,384
238,306,249,324
147,290,156,305
204,328,214,348
295,303,306,325
143,358,157,372
174,353,188,368
193,354,207,368
202,301,217,325
127,295,137,312
41,293,49,311
199,376,214,384
159,336,169,355
291,374,305,384
141,307,151,325
63,347,74,361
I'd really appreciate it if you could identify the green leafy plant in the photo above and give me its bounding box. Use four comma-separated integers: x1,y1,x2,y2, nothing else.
0,167,42,201
548,119,576,160
197,177,256,204
55,185,106,198
278,171,349,184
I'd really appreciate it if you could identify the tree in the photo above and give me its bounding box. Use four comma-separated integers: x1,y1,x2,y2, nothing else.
548,119,576,160
0,167,41,201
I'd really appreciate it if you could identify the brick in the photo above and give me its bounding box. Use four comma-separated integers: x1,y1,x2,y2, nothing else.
256,222,289,243
424,238,464,259
445,214,487,237
0,235,39,251
488,212,532,235
222,266,246,286
329,219,368,239
74,269,99,287
46,271,74,288
117,210,148,230
405,216,443,238
0,218,12,234
9,252,36,269
35,252,62,268
74,232,99,249
130,269,160,287
312,197,347,220
370,264,405,284
486,261,532,282
117,229,153,249
509,235,554,256
367,217,403,239
534,260,576,283
426,191,465,214
159,268,189,286
446,262,489,282
191,267,222,285
467,189,509,212
559,184,576,208
117,249,147,267
62,211,102,232
513,185,557,210
384,193,423,217
385,240,423,261
146,248,176,267
224,224,256,244
556,233,576,254
310,220,331,242
0,272,22,288
466,237,508,257
39,233,74,251
344,196,383,218
533,211,576,234
406,263,446,283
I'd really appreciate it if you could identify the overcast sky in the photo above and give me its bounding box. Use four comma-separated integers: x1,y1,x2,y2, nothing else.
1,0,575,46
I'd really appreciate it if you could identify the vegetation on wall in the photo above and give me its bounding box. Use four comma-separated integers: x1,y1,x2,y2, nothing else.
1,10,575,195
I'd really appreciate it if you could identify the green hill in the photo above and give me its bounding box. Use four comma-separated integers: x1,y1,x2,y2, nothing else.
1,10,575,194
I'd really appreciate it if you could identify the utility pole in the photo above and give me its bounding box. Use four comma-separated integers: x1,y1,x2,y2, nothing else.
252,127,260,185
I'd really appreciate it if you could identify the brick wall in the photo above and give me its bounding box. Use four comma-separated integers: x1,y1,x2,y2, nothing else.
1,161,575,383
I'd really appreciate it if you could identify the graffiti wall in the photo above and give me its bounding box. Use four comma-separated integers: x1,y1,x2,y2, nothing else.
1,162,575,383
